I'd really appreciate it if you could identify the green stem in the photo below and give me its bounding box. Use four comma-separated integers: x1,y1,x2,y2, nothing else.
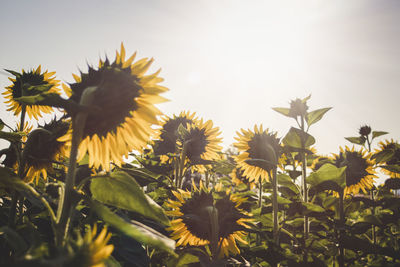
269,169,279,245
259,179,263,208
300,115,309,240
8,105,26,228
338,190,345,267
56,86,96,246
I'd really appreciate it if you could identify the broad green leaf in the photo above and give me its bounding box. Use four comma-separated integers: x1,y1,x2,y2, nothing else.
90,171,169,225
306,107,332,127
277,195,292,205
89,200,176,254
282,127,315,149
277,173,299,194
272,107,291,118
380,164,400,175
345,136,365,145
372,149,394,164
0,167,26,191
302,202,325,213
361,215,382,226
0,226,28,255
372,131,388,140
0,131,25,142
307,164,346,189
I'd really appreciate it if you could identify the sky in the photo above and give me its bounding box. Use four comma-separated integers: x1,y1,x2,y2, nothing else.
1,0,400,164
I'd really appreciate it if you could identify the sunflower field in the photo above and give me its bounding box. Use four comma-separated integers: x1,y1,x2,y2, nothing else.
1,44,400,267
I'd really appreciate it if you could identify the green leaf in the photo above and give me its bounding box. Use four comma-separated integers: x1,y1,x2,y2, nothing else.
302,202,325,213
272,107,291,118
0,131,25,142
302,94,312,103
372,149,394,164
0,226,29,255
282,127,315,149
372,131,388,140
380,165,400,175
306,107,332,127
89,200,176,254
345,137,365,145
362,215,382,226
0,119,4,131
90,171,169,225
277,173,299,194
307,164,346,189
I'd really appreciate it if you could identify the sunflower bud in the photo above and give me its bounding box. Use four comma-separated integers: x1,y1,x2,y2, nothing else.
288,98,308,118
359,125,371,136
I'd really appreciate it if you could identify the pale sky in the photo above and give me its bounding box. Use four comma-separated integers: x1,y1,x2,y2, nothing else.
1,0,400,160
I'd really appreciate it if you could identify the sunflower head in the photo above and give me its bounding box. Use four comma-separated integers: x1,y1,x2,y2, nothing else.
359,125,372,137
166,186,252,258
234,125,281,183
23,118,70,183
231,167,256,189
152,111,197,156
177,119,222,173
3,66,61,120
332,146,376,195
310,155,333,172
375,139,400,178
63,43,168,171
69,224,114,267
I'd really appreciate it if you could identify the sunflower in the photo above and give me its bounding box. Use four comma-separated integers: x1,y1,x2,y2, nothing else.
62,43,168,171
332,146,376,196
179,119,223,173
375,139,400,178
70,224,114,267
165,185,252,258
233,125,281,183
231,167,256,189
152,111,198,157
23,118,70,183
310,155,332,172
3,66,61,120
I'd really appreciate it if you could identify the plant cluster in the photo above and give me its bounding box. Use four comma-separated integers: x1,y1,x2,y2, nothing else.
0,44,399,267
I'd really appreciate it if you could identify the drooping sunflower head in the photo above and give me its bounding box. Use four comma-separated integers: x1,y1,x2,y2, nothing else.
375,139,400,178
152,111,198,156
332,146,376,196
69,224,114,267
3,66,61,120
63,43,168,171
165,186,252,258
23,118,70,183
233,125,281,183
